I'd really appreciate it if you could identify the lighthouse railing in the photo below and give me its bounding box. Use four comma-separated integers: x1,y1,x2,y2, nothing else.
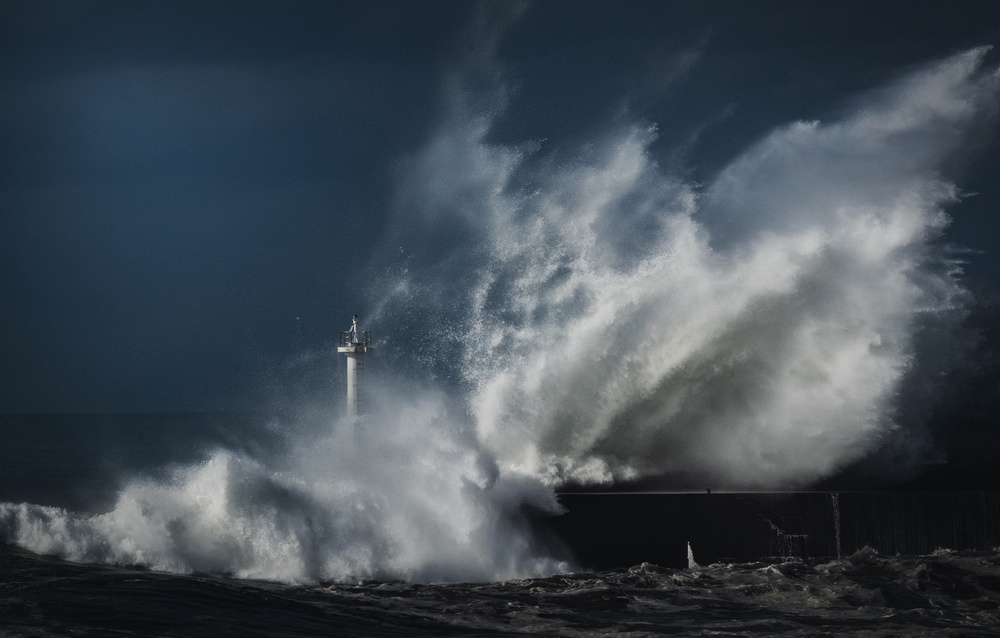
339,330,372,348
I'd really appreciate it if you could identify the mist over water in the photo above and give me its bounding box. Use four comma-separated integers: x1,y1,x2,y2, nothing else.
3,47,998,584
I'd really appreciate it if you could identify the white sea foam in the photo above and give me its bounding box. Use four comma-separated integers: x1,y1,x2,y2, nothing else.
0,392,564,583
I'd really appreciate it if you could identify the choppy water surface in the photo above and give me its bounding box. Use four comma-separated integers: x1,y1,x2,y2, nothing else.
3,545,999,637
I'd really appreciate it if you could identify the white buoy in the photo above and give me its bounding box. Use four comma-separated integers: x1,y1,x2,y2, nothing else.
337,314,373,417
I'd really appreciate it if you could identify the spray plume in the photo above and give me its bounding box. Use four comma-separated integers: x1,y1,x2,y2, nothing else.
384,47,999,489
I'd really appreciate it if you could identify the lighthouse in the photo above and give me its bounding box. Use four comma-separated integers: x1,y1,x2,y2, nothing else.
337,314,373,417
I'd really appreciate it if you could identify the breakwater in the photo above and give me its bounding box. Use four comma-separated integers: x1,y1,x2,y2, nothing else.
536,492,1000,570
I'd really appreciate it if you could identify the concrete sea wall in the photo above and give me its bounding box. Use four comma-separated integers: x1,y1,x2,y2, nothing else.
535,492,1000,570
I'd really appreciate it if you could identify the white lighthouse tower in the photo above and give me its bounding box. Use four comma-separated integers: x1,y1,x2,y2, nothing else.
337,314,373,417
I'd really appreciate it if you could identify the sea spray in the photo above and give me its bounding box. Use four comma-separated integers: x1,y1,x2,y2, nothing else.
381,47,1000,490
0,392,565,583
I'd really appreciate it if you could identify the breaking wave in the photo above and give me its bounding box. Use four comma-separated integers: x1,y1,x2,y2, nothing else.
0,393,564,583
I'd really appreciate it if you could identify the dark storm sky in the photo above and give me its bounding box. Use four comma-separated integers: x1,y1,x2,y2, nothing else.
2,0,999,413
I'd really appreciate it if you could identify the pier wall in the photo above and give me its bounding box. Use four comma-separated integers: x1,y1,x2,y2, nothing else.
534,492,1000,570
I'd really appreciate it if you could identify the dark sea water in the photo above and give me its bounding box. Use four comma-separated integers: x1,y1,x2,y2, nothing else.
3,545,1000,637
0,413,284,513
2,414,1000,636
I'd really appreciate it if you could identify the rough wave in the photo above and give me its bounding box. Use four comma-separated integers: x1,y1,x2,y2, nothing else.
0,394,564,583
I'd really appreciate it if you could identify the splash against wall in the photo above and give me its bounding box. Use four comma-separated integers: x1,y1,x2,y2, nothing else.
383,47,1000,490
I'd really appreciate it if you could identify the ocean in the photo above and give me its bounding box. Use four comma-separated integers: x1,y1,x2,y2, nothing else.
2,413,1000,636
3,544,1000,636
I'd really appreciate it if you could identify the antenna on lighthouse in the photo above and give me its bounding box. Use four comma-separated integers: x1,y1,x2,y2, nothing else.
337,314,373,418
